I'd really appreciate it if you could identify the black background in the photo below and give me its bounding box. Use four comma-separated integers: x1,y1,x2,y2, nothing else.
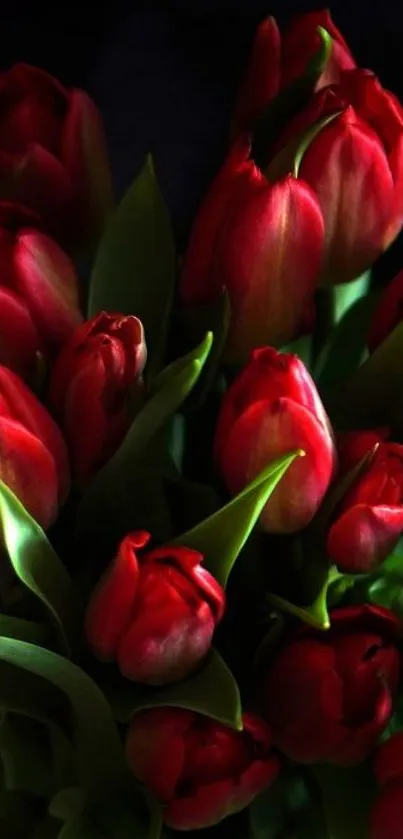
2,0,403,273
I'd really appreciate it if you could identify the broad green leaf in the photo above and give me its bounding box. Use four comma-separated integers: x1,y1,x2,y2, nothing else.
315,291,377,398
311,763,375,839
0,481,81,656
0,713,52,797
171,452,301,586
328,317,403,430
0,615,48,645
252,27,332,169
0,638,128,794
49,786,86,821
104,649,242,731
88,155,175,373
334,271,372,322
76,334,213,550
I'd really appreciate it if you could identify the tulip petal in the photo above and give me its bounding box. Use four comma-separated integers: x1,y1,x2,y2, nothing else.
327,503,403,572
367,269,403,352
231,17,281,137
85,533,142,661
370,783,403,839
0,286,42,378
219,396,335,533
0,416,58,528
300,109,394,284
374,733,403,787
125,708,193,801
14,230,82,350
0,145,71,229
281,10,356,91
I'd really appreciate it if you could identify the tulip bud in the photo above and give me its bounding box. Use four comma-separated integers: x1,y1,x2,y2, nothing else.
367,269,403,352
327,430,403,573
85,531,225,685
0,365,70,527
180,138,324,363
0,64,112,253
264,605,400,765
370,735,403,839
214,347,337,533
125,708,279,829
49,312,146,486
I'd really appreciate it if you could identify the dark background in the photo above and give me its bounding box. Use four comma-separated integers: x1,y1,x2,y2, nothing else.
3,0,402,272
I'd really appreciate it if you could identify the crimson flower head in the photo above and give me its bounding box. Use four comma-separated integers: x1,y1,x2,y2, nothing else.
214,347,336,533
180,137,324,363
370,734,403,839
0,63,112,251
49,311,146,486
264,605,401,766
232,9,355,136
0,364,70,528
327,429,403,572
125,708,279,830
0,202,82,379
85,531,225,685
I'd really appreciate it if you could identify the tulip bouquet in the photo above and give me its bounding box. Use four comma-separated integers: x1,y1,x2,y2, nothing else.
2,9,403,839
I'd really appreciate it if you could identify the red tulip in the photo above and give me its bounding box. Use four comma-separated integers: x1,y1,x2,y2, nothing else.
272,70,403,284
180,137,324,362
368,269,403,352
0,203,82,379
0,365,70,527
0,64,112,252
214,347,336,533
85,531,225,685
327,429,403,572
264,605,400,765
232,10,355,136
49,312,146,486
370,735,403,839
125,708,279,829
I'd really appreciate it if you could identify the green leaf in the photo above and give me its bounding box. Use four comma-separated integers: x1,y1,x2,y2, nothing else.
88,155,175,373
0,713,52,797
0,615,48,645
311,763,375,839
252,26,332,169
171,451,301,587
328,317,403,431
0,638,128,794
103,649,242,731
76,333,213,551
0,481,81,656
266,572,335,631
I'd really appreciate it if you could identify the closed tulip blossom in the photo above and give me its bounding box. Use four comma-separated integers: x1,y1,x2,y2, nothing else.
327,429,403,573
0,63,112,251
370,734,403,839
180,136,324,363
49,311,146,486
264,605,401,766
368,269,403,352
269,70,403,284
125,708,279,829
0,202,82,379
232,9,355,136
85,531,225,685
214,347,337,533
0,365,70,527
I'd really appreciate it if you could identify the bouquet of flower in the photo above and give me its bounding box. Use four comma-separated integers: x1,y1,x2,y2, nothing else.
1,8,403,839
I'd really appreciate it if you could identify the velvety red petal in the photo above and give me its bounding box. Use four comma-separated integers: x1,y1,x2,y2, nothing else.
14,230,83,350
147,544,225,622
85,533,141,661
367,269,403,352
0,286,42,378
370,782,403,839
0,415,58,528
218,175,324,360
327,504,403,572
231,17,281,136
125,707,193,802
219,396,335,533
281,9,356,90
300,109,394,283
374,733,403,788
0,145,71,232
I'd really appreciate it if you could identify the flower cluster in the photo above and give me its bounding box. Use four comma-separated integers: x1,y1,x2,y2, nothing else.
1,10,403,839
